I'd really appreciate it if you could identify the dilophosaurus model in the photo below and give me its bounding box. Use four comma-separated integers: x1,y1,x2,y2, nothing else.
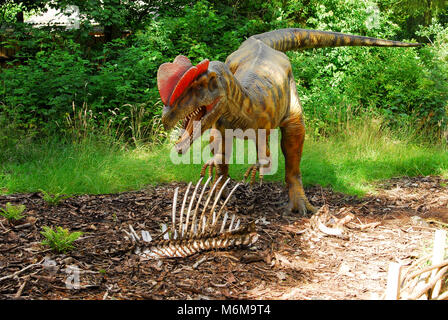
157,28,421,215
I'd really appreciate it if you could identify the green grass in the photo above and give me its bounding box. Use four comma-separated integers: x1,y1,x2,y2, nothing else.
0,119,447,197
302,125,448,195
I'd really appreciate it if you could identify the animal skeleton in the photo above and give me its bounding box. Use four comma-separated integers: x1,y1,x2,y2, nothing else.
124,176,259,259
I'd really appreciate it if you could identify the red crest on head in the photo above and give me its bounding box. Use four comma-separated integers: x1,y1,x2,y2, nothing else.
157,55,210,106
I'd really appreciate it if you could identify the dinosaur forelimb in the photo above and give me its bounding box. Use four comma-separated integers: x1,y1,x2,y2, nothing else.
200,154,228,179
242,158,271,185
200,154,229,196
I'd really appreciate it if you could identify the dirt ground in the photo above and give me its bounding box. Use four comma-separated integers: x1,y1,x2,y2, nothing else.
1,175,447,300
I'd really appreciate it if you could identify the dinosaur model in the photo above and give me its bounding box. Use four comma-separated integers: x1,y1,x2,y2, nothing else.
157,28,421,215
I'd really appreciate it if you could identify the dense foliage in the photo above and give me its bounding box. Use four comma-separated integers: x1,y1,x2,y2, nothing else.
1,0,447,143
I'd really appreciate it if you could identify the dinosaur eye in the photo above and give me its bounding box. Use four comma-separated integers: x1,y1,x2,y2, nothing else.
208,75,217,91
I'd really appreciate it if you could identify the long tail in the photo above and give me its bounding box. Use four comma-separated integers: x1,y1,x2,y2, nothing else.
251,28,422,52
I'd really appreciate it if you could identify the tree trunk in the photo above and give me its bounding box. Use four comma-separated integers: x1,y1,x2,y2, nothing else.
16,11,24,23
424,0,433,26
104,24,121,43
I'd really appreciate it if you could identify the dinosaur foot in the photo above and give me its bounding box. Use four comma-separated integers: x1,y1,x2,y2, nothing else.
288,195,317,215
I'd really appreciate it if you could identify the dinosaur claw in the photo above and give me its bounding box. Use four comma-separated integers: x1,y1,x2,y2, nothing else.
243,163,267,185
288,193,317,216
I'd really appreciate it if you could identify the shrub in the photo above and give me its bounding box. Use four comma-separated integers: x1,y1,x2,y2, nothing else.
1,38,91,133
288,1,448,138
0,0,447,142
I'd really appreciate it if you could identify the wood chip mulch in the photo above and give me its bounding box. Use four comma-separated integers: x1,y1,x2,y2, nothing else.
1,175,447,300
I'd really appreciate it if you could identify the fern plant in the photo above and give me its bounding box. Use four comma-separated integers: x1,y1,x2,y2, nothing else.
39,189,70,206
0,202,26,222
40,226,83,253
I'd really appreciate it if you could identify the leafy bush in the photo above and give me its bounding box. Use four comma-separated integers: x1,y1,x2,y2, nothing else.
287,0,448,138
0,0,447,142
1,0,257,136
1,36,92,132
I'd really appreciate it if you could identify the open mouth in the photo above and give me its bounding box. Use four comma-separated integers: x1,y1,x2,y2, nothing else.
175,97,221,153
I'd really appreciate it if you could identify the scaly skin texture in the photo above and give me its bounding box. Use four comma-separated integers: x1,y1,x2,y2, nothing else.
159,28,421,214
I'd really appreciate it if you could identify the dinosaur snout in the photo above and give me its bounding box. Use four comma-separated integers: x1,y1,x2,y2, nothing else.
161,105,175,131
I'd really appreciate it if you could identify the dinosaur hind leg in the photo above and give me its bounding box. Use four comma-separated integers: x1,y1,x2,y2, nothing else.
280,115,316,215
